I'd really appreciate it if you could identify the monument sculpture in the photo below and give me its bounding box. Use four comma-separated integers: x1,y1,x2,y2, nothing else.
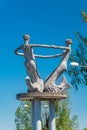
15,34,72,93
15,34,72,130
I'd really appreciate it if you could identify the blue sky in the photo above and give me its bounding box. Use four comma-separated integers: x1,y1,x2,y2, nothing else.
0,0,87,130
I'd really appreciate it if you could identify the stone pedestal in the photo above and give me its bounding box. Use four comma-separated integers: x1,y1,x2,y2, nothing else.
17,92,66,130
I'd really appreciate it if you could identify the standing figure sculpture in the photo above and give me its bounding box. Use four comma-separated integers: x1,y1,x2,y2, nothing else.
15,34,72,93
15,34,44,92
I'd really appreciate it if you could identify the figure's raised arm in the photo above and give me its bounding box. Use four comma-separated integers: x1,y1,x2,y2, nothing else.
15,45,24,56
31,44,70,50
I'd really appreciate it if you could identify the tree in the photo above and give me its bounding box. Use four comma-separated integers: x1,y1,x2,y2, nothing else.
68,10,87,89
81,10,87,23
15,101,31,130
83,128,87,130
15,95,79,130
55,94,79,130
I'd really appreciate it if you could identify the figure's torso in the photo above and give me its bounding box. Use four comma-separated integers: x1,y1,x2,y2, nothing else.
22,44,34,60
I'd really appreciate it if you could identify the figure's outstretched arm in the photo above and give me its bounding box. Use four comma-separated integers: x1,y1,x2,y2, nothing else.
34,53,63,58
15,45,24,56
31,44,69,50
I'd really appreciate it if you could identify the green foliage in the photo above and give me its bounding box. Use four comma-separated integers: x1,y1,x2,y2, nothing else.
68,11,87,89
68,35,87,89
55,95,79,130
81,10,87,23
83,128,87,130
15,101,31,130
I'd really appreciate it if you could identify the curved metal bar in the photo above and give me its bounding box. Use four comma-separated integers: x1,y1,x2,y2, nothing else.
31,44,70,50
34,53,63,58
14,44,67,57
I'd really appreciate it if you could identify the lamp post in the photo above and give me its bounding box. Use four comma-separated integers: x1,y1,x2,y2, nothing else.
70,62,87,68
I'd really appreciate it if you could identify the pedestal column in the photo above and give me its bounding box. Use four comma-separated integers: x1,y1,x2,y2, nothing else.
49,99,56,130
32,100,41,130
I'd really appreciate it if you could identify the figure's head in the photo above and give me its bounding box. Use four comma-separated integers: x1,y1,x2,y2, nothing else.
66,39,72,46
23,34,30,42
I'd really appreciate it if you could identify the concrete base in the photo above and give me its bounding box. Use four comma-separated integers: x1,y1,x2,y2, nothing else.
17,92,66,101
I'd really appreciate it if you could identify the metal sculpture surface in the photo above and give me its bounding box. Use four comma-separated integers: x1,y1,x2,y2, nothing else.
15,34,72,93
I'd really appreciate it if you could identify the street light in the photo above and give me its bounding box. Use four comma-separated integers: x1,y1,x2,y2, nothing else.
70,62,87,68
24,104,31,109
43,104,49,108
24,104,29,108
